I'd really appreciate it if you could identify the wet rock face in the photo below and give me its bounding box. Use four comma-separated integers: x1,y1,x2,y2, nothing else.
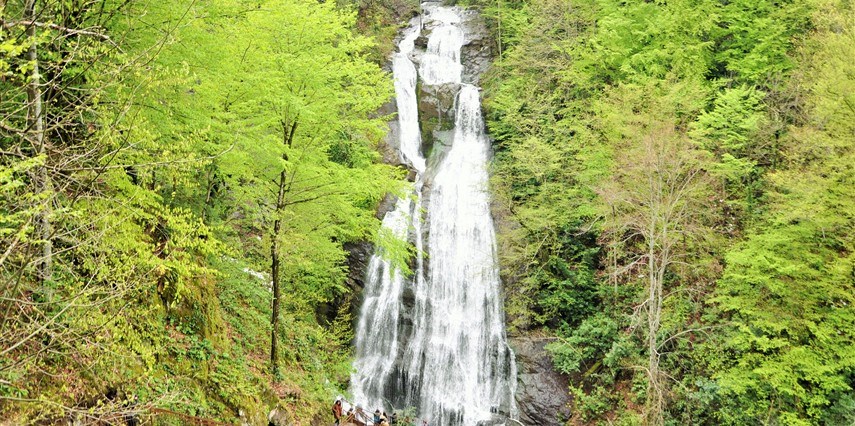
342,192,399,293
459,12,492,85
314,239,373,328
417,82,458,159
332,192,396,325
511,337,574,425
417,82,459,125
344,241,374,294
381,114,404,166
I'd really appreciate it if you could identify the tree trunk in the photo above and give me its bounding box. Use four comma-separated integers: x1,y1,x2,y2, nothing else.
646,228,663,426
270,118,298,380
24,0,53,283
270,168,286,379
496,0,503,57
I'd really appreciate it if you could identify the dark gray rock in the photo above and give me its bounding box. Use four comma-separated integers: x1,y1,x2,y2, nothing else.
459,9,493,84
342,192,397,291
417,82,459,163
511,336,573,425
341,191,398,294
375,192,400,220
380,106,405,166
415,34,429,49
314,238,373,328
334,192,397,326
344,240,374,293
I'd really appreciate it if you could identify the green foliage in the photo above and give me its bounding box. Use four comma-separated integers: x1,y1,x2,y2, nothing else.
547,312,619,376
1,0,402,423
480,0,852,423
692,86,768,157
690,85,771,225
713,0,811,83
712,4,855,422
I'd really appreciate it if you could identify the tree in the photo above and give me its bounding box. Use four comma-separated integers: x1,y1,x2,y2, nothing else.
218,0,397,379
690,85,771,230
599,118,711,425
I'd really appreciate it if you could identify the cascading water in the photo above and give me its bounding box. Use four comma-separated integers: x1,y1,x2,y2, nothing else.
407,84,516,425
351,196,412,409
351,19,425,410
352,4,517,425
393,25,425,173
419,24,464,85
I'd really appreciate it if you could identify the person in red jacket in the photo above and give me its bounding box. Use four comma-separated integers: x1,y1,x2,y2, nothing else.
332,398,343,425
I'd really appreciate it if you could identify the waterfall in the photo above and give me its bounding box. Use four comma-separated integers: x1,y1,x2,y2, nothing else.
407,85,516,425
393,25,425,173
351,5,517,425
351,196,412,410
419,25,464,85
419,5,464,86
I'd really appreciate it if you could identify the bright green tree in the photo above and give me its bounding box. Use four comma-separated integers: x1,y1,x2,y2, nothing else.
713,3,855,423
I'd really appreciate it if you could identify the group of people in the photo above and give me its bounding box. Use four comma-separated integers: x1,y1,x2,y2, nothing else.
371,408,396,425
333,397,421,426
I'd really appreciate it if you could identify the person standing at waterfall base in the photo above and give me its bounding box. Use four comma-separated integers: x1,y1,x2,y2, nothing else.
332,398,343,425
374,409,382,425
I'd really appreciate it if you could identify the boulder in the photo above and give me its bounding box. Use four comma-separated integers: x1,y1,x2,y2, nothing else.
267,408,293,426
414,34,429,49
511,336,573,425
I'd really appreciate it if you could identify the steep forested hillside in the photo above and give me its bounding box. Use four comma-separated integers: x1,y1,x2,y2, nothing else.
472,0,854,424
1,0,411,423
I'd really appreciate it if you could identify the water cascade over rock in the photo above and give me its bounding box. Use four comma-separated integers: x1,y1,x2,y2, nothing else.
351,4,517,425
392,25,425,173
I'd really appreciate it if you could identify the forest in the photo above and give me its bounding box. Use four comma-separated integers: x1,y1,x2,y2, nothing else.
0,0,852,425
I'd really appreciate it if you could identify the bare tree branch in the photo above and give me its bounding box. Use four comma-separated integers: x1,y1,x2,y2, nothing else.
1,19,116,45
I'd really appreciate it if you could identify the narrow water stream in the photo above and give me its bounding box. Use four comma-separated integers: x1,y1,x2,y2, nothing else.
351,4,518,425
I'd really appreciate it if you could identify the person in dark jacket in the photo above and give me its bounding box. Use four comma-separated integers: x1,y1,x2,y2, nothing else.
373,409,382,425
